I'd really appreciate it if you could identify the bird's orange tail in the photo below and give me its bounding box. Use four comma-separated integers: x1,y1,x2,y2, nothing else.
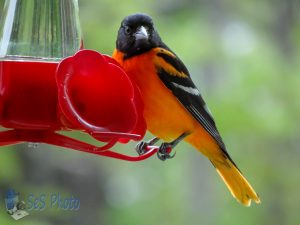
187,131,260,206
211,157,260,206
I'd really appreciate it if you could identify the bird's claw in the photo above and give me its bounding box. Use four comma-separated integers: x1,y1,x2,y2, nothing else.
157,142,176,161
135,141,148,155
136,137,160,155
136,137,176,160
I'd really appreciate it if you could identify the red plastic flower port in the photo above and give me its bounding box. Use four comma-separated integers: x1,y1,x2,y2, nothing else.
56,50,146,143
0,50,160,161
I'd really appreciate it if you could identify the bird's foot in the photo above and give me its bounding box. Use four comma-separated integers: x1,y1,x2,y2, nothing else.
157,142,175,161
135,137,160,155
156,132,190,161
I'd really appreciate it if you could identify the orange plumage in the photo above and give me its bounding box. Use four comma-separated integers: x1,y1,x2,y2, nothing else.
113,14,260,206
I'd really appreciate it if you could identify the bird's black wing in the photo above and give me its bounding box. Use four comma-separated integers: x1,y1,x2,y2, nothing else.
154,47,227,152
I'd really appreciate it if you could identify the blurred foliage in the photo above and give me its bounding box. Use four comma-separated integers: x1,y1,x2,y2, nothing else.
0,0,300,225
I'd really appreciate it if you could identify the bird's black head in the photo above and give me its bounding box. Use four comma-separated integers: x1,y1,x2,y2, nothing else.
116,13,163,59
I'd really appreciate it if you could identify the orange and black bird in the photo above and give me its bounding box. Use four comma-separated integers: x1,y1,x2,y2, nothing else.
113,13,260,206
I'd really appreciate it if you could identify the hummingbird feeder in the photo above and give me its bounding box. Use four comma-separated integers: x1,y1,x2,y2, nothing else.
0,0,162,161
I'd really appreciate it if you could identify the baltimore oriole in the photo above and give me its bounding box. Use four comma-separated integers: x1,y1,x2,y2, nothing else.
113,13,260,206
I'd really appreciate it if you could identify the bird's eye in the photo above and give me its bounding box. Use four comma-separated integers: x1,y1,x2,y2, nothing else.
124,26,132,35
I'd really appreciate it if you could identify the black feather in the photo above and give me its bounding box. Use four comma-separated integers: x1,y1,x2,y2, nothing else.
156,50,230,156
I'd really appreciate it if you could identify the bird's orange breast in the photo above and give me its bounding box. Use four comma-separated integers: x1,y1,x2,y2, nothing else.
113,49,198,141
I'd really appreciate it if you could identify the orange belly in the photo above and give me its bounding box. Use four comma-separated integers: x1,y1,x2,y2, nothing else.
113,50,198,141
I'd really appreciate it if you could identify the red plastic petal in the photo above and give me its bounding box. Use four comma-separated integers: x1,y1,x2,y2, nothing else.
56,50,146,143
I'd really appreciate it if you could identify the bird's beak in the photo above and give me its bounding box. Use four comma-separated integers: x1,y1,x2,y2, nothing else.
134,26,148,41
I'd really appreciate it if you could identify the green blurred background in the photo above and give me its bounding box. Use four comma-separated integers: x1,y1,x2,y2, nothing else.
0,0,300,224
